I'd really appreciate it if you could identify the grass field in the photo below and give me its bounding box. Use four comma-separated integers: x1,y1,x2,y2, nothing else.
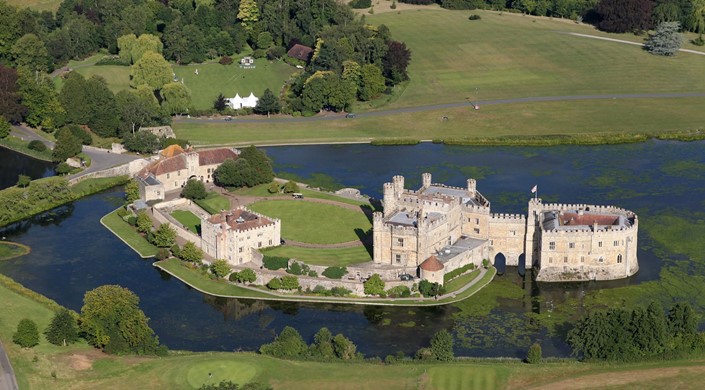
193,191,231,214
5,0,60,12
101,208,158,258
444,269,481,294
173,61,298,110
247,200,371,244
233,183,371,207
171,210,201,234
261,245,372,267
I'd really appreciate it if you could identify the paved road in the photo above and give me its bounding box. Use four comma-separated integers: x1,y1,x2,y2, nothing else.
566,32,705,56
0,341,19,390
174,91,705,126
10,124,140,180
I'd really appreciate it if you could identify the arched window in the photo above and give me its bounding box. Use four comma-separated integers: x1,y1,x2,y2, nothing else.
617,254,623,263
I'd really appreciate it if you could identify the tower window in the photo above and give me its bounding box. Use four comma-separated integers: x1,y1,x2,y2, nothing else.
549,242,555,250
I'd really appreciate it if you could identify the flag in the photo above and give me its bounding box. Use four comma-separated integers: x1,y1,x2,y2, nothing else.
531,185,537,194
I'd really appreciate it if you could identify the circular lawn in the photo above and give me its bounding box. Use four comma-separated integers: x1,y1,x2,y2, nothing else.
247,200,371,244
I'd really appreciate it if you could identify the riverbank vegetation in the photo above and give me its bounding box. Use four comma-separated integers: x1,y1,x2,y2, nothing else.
0,242,30,261
100,208,158,258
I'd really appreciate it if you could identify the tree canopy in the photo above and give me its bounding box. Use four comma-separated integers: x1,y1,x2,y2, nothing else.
45,309,80,346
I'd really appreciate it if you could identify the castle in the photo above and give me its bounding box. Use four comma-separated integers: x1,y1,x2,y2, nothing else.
373,174,638,283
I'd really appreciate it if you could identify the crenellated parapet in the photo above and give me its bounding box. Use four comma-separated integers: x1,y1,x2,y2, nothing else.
490,213,526,223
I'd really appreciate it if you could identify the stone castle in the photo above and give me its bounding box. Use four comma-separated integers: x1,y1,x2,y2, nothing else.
373,174,638,283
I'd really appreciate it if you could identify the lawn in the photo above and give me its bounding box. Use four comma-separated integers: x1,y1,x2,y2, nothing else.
172,60,298,110
261,245,372,267
193,191,231,214
170,210,201,234
444,269,481,294
247,200,372,244
72,65,133,94
100,208,158,258
233,183,372,207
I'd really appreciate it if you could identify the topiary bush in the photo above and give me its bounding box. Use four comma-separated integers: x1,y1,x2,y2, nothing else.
468,14,482,20
526,342,542,364
263,256,289,270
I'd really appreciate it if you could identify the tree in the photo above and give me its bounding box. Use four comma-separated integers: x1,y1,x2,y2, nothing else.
0,115,9,138
181,179,207,200
59,72,90,125
123,131,160,153
179,241,204,262
359,64,385,101
230,268,256,283
645,21,683,55
16,175,31,188
382,41,411,84
239,145,274,185
85,76,120,138
11,33,50,72
526,342,542,364
17,69,65,131
80,285,161,355
257,32,274,49
267,181,280,193
310,327,335,359
282,180,299,193
0,65,27,123
259,326,308,358
161,82,192,115
363,273,385,295
125,179,141,203
253,88,280,117
691,0,705,41
131,34,164,64
13,318,39,348
213,93,227,111
237,0,260,32
52,126,82,162
214,158,255,187
430,329,454,361
596,0,654,33
118,34,138,63
45,309,79,346
152,223,177,248
136,210,152,234
210,259,231,278
131,51,172,91
116,88,161,135
333,333,358,360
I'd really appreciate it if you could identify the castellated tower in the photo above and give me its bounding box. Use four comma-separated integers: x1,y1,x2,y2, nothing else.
372,211,385,263
422,173,432,188
393,175,404,195
467,179,476,197
382,182,397,217
524,198,542,269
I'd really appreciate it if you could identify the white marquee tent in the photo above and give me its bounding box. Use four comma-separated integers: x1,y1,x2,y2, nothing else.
227,92,259,110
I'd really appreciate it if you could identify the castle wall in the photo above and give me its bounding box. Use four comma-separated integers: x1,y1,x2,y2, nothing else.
488,213,526,266
460,206,491,240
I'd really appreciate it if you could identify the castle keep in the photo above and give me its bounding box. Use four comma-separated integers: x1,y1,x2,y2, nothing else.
373,174,638,282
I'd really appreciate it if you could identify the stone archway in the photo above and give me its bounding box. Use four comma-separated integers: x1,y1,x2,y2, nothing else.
494,252,507,275
518,253,526,276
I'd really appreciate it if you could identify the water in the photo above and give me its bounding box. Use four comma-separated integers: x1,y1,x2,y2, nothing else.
1,141,704,357
0,147,54,190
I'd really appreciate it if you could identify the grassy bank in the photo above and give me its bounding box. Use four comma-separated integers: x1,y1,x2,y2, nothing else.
0,242,30,261
101,208,158,258
260,245,372,267
193,191,231,214
0,136,53,161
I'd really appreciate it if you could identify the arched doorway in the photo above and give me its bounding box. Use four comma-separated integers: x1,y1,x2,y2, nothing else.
494,253,506,275
518,253,526,276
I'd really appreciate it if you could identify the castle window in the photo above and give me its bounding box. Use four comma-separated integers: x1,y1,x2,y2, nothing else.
397,238,404,247
598,257,604,262
475,218,479,224
167,173,170,179
174,181,177,187
474,228,480,234
395,254,401,263
617,254,623,263
581,256,585,263
258,242,262,248
549,257,553,263
177,171,180,176
238,247,243,253
598,241,603,248
510,230,516,236
564,257,568,263
490,240,493,245
614,240,619,247
549,241,555,250
269,239,272,245
569,242,575,249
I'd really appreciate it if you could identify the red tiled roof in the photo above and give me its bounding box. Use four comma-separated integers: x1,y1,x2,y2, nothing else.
148,155,186,176
420,256,444,272
160,144,185,158
287,44,313,62
198,148,238,166
209,209,274,231
561,213,619,226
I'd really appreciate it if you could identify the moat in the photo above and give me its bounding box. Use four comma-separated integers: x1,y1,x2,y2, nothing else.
2,140,704,358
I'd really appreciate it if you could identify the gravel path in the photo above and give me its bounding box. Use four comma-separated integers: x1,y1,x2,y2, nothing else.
0,341,18,390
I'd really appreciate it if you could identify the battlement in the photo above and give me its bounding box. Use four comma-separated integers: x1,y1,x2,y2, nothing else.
539,202,635,218
541,222,637,234
490,213,526,223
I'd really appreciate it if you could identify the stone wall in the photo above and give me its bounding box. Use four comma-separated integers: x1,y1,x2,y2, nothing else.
69,159,150,186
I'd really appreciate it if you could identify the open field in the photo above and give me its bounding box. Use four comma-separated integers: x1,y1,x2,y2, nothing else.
5,0,61,12
171,210,201,234
193,191,231,214
261,245,372,267
100,208,158,258
173,61,298,110
174,97,705,146
247,200,372,244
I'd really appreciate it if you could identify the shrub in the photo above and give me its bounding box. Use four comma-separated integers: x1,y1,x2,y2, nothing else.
219,56,233,65
386,285,411,298
179,241,203,263
415,347,433,360
126,216,137,226
116,207,130,218
170,244,181,258
322,266,347,279
430,329,454,361
16,175,31,188
210,259,231,278
96,55,130,66
526,342,542,364
27,140,47,152
252,49,266,59
364,274,385,296
330,286,351,296
418,280,445,297
287,261,310,276
230,268,257,283
283,180,299,194
259,326,308,358
266,46,286,60
349,0,371,8
280,275,299,290
55,162,72,175
136,210,152,234
155,248,170,260
267,181,280,193
45,309,79,346
307,270,317,277
13,318,39,348
444,263,475,283
181,179,207,200
468,14,481,20
267,277,282,290
263,256,289,270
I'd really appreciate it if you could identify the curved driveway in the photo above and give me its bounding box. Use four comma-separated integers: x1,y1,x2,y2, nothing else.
175,92,705,125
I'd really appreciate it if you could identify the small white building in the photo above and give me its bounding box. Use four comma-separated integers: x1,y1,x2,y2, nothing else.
226,92,259,110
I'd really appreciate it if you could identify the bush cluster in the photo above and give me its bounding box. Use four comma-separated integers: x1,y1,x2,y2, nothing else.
322,266,347,279
27,140,47,152
267,275,300,290
260,326,361,361
443,263,475,283
349,0,372,8
311,285,352,297
263,256,289,270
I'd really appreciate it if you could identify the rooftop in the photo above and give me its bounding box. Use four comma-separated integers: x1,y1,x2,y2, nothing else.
421,185,483,206
420,256,444,271
209,208,274,231
436,236,487,263
542,210,632,231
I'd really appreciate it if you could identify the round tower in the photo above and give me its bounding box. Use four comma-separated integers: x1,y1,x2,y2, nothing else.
422,173,432,189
